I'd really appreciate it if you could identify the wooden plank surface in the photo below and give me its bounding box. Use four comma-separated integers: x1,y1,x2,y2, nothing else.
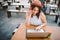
8,10,28,13
49,12,58,16
3,3,30,6
11,3,30,6
11,24,51,40
11,24,60,40
11,24,27,40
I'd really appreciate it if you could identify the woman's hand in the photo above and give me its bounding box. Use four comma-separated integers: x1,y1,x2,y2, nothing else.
35,26,42,31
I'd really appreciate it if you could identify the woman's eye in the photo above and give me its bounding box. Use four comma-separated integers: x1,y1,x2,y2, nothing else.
34,10,38,11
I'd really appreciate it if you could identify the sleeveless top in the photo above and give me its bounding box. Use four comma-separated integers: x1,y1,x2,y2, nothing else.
30,16,42,25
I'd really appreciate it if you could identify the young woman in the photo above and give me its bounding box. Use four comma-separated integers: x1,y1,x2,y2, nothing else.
25,2,47,30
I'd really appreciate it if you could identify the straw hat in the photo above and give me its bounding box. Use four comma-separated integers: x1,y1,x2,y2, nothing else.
31,1,43,8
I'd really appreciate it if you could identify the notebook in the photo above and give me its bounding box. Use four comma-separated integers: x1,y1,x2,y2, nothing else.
26,29,50,38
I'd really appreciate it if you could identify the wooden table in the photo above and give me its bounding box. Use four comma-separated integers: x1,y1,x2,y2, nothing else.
46,4,58,23
2,3,30,10
46,4,57,9
11,24,27,40
11,3,30,6
3,3,30,6
49,12,58,23
49,4,57,10
11,24,50,40
2,4,8,9
11,24,60,40
7,10,28,18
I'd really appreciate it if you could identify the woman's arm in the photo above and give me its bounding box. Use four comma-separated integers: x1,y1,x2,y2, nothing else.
40,12,47,28
36,12,47,30
25,11,32,26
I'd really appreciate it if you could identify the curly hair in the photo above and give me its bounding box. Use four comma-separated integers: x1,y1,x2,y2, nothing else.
31,5,41,18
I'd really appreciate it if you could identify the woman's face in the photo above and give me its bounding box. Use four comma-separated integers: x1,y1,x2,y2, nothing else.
32,7,39,14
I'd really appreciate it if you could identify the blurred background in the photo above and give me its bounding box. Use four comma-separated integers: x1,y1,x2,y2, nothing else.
0,0,60,40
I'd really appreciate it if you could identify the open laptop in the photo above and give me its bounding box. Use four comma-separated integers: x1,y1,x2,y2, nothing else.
26,29,51,38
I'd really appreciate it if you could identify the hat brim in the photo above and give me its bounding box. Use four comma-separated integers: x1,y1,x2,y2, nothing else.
31,1,43,8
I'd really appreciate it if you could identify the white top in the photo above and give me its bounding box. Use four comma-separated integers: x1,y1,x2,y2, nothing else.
30,16,42,25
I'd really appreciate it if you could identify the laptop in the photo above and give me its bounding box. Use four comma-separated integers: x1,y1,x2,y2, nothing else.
26,29,51,38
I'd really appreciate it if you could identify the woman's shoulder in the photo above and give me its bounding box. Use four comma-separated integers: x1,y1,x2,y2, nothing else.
40,11,44,15
40,11,46,17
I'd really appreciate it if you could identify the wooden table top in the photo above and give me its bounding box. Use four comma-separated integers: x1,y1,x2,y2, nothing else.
8,10,29,13
11,24,60,40
11,24,27,40
11,3,30,6
3,3,30,6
